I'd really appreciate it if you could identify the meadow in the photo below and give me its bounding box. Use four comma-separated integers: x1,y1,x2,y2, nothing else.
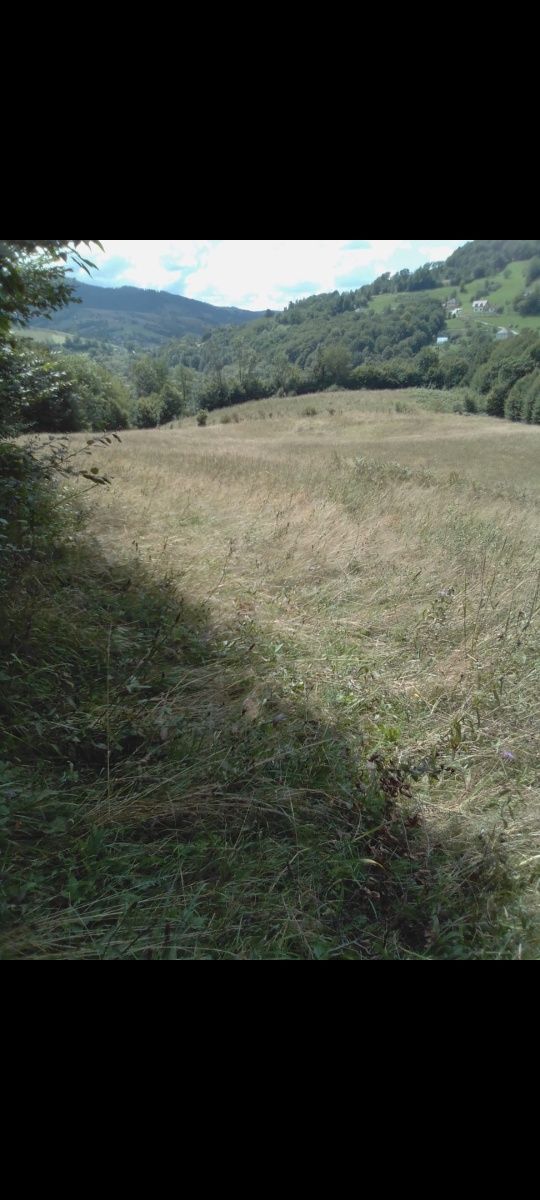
3,389,539,958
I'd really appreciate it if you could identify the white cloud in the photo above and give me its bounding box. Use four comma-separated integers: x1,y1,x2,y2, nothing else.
83,240,211,290
74,240,469,310
418,243,465,263
182,240,414,310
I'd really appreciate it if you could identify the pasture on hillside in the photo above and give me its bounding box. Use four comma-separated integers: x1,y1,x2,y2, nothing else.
3,389,539,958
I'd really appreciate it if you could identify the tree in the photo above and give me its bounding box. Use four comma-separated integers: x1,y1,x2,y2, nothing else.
131,354,168,398
135,393,164,428
0,345,130,433
0,241,102,436
315,343,352,387
159,380,184,422
0,241,102,340
515,287,540,316
526,258,540,286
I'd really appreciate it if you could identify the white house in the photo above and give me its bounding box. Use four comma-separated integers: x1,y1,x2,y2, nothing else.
449,307,462,317
436,336,449,345
472,299,489,312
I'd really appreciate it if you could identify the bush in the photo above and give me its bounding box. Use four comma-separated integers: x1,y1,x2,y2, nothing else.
526,257,540,286
135,393,164,428
0,443,58,563
159,381,184,423
301,406,317,417
526,371,540,423
515,287,540,317
5,347,131,433
196,411,208,426
463,391,478,413
486,385,506,418
505,376,530,422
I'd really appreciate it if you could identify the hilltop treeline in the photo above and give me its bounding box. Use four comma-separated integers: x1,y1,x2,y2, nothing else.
361,240,540,295
443,240,540,284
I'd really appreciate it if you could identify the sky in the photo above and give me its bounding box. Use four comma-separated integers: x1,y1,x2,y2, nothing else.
72,240,470,312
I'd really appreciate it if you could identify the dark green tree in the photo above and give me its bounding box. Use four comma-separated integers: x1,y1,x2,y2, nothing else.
131,354,168,398
159,380,185,422
0,241,102,436
0,241,102,340
135,393,164,428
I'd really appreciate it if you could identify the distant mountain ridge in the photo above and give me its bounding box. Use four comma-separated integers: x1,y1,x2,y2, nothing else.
30,282,267,347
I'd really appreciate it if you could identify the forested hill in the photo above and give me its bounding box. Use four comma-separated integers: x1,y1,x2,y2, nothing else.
29,282,267,347
444,240,540,282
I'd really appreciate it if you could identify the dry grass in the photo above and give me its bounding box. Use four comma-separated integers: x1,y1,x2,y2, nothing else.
4,388,539,958
63,388,540,956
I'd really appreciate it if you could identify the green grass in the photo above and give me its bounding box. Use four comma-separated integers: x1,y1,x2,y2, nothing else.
11,327,68,345
0,519,523,960
367,262,540,335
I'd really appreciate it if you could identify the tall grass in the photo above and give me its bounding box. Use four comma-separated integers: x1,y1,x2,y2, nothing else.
2,391,539,958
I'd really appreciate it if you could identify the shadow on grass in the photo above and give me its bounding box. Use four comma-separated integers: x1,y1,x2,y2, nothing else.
0,533,522,960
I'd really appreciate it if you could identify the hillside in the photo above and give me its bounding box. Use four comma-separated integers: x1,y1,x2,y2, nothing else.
28,282,267,349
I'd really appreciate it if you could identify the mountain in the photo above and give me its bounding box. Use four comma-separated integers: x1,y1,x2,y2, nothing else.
29,282,267,348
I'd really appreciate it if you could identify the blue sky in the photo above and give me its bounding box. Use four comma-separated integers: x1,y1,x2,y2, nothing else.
73,240,470,312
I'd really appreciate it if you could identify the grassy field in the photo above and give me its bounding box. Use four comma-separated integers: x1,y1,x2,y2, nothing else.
11,327,69,345
369,262,540,336
2,389,539,958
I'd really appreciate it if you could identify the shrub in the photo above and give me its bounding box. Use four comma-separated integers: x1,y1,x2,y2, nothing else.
196,411,208,426
463,391,478,413
135,393,164,428
515,287,540,317
486,385,507,418
527,372,540,423
505,370,540,423
526,257,540,286
159,381,184,423
505,376,529,422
